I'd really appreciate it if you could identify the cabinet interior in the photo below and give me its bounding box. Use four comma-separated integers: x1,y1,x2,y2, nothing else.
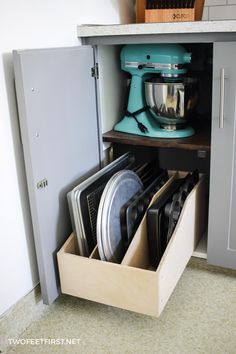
97,42,213,258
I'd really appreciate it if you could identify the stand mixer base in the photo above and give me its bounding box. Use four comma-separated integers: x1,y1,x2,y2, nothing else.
114,116,195,139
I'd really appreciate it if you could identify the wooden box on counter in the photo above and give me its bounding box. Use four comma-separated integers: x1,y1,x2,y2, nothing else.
136,0,205,23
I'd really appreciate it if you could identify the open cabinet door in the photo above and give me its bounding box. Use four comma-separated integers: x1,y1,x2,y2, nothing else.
13,46,101,304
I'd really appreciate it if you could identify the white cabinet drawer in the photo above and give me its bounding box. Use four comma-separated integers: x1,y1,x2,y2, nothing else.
57,174,206,317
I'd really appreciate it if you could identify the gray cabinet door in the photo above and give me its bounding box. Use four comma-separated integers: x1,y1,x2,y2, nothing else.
208,42,236,269
13,47,101,304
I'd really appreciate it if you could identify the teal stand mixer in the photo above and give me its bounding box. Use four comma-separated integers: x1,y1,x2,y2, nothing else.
114,44,198,138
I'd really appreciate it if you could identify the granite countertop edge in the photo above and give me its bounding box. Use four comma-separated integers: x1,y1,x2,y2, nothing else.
77,20,236,37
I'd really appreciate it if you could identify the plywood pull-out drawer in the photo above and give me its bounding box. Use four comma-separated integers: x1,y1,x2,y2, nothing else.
57,174,206,317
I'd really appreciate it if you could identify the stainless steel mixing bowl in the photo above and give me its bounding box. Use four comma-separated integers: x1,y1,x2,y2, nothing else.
145,78,198,131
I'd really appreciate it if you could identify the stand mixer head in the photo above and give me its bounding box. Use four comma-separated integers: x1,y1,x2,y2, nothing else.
114,44,198,138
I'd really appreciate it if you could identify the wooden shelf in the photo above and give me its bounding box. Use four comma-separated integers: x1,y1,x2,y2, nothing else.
103,127,211,151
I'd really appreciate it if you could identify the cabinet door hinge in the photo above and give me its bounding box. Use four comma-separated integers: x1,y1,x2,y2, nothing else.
91,63,99,79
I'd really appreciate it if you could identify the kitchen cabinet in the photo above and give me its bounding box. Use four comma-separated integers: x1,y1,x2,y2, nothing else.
208,42,236,269
13,21,236,314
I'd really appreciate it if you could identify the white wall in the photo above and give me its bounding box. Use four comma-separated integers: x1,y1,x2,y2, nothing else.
203,0,236,20
0,0,134,317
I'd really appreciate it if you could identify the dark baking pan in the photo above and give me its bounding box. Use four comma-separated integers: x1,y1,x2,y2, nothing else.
147,178,185,269
147,170,199,268
120,169,168,246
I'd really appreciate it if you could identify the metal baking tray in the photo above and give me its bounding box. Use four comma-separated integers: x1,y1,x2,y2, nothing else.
67,152,136,256
97,170,143,263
